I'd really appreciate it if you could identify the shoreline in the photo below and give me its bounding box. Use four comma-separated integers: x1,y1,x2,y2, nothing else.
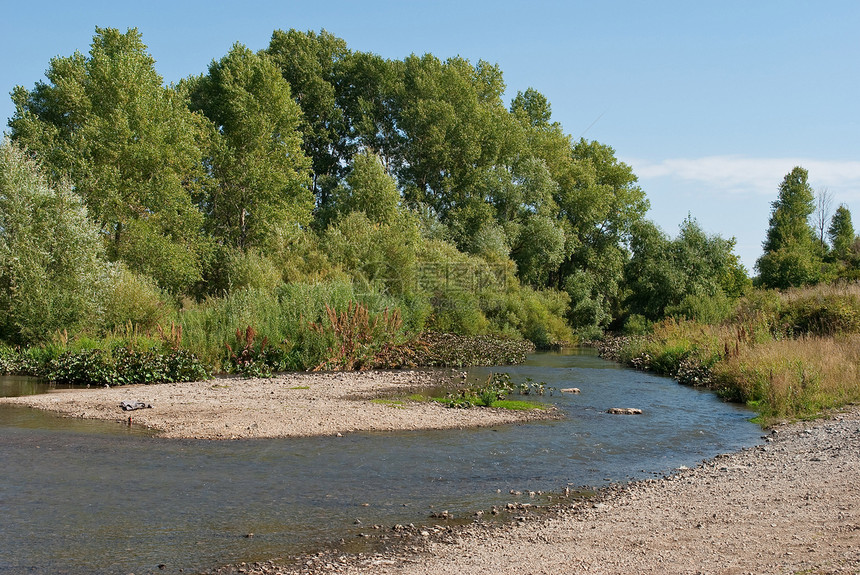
0,369,559,439
215,404,860,575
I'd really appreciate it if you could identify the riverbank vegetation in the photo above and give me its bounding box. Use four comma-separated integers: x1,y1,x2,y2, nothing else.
601,283,860,424
3,27,860,423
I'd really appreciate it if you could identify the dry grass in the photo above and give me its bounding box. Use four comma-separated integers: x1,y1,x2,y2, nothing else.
713,335,860,423
616,284,860,425
779,281,860,303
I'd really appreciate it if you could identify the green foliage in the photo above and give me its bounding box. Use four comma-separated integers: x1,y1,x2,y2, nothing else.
428,290,490,336
0,343,44,376
0,139,111,344
612,319,727,386
174,280,413,372
46,347,210,386
329,150,401,225
622,315,653,336
755,245,821,290
776,288,860,337
10,27,211,294
102,266,170,332
265,29,352,207
487,285,573,348
564,270,612,339
189,42,313,249
510,215,565,286
828,204,855,265
112,218,206,295
174,287,285,370
624,217,748,322
209,247,283,294
665,292,734,325
323,210,421,296
604,283,860,425
757,167,821,289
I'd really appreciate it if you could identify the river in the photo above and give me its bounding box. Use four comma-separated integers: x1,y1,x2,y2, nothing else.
0,349,762,574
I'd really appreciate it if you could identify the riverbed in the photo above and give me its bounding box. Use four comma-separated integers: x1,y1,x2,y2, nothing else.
0,349,762,574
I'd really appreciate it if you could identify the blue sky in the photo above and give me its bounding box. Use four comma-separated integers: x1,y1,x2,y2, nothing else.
3,0,860,270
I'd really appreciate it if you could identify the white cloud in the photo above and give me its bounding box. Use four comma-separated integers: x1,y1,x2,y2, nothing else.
624,156,860,199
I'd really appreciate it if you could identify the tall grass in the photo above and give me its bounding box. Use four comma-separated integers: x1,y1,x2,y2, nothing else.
173,280,415,371
613,283,860,425
712,335,860,422
616,319,731,384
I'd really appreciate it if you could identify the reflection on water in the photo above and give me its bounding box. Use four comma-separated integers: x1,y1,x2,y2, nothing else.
0,375,60,398
0,349,762,575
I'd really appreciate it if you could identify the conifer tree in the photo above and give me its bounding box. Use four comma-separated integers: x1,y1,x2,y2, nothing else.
756,167,820,288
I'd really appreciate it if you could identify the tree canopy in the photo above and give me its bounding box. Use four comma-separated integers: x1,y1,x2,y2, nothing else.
9,27,211,294
4,26,755,346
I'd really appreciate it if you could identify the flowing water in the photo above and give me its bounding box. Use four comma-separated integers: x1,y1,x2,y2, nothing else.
0,349,762,575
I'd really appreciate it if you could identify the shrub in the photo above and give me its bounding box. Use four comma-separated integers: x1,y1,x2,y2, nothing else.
102,266,171,332
666,291,734,325
45,345,210,386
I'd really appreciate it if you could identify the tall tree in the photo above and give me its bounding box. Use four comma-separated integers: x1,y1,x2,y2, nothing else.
828,204,855,261
188,43,313,250
396,55,516,222
266,29,352,208
756,166,820,289
336,52,406,177
553,139,649,329
9,27,211,294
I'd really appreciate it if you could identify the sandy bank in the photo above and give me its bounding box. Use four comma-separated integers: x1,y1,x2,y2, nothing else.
0,370,558,439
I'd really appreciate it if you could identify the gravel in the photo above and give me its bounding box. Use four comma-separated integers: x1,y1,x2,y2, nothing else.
0,369,558,439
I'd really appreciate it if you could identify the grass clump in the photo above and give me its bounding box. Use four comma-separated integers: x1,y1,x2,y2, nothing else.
435,373,548,410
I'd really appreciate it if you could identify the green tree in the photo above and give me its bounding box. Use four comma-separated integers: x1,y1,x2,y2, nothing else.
188,43,313,250
323,211,421,296
828,204,855,261
509,215,566,286
756,167,820,289
624,217,748,322
266,29,352,207
0,139,111,343
337,52,406,177
396,55,516,224
9,27,211,294
551,139,649,329
510,88,552,127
